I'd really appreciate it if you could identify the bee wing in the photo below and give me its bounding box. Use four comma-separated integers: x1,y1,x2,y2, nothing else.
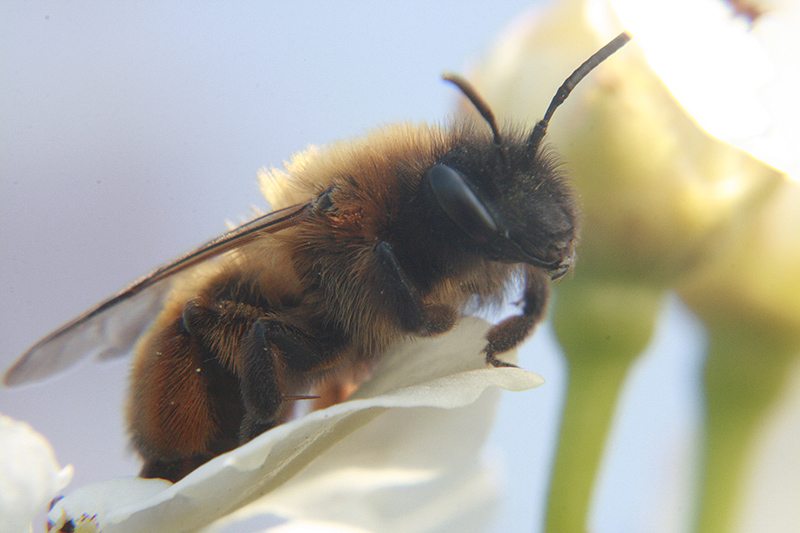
3,202,312,386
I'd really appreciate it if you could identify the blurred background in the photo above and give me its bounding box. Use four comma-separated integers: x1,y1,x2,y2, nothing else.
1,2,708,531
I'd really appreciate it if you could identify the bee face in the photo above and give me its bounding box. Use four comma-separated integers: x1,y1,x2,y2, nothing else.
428,129,577,277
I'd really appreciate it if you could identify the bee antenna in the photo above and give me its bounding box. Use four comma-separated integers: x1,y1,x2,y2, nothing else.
443,72,503,147
528,31,631,151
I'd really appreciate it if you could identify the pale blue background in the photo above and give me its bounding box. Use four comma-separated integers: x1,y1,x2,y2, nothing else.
0,2,705,531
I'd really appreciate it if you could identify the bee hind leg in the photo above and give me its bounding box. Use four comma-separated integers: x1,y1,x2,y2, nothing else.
237,317,339,443
236,319,286,442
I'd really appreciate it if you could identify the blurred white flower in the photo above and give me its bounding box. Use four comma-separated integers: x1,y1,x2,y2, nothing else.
468,0,780,285
47,318,543,533
0,413,72,533
610,0,800,180
464,0,795,530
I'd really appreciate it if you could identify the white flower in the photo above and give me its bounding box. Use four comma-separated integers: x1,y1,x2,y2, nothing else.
609,0,800,180
468,0,781,284
464,0,797,530
462,0,795,380
47,318,543,533
0,413,72,533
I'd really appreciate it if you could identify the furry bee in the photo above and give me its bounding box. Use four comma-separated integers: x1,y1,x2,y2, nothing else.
4,33,630,482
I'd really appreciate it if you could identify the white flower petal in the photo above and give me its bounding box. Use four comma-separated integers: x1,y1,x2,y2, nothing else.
0,413,72,533
610,0,800,179
218,370,506,532
48,318,543,532
261,522,371,533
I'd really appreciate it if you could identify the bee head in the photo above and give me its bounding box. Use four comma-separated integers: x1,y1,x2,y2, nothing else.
430,33,630,278
428,137,576,279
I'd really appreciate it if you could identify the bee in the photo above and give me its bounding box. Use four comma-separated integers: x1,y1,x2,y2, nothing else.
4,33,630,482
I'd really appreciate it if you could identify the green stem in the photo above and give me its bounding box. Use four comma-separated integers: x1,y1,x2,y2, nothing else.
545,344,636,530
546,281,663,531
697,322,798,532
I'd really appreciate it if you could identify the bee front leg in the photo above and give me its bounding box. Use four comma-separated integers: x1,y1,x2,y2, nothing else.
484,266,551,367
374,240,457,335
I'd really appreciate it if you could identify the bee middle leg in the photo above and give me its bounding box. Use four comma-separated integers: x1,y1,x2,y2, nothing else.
484,266,551,367
374,240,457,335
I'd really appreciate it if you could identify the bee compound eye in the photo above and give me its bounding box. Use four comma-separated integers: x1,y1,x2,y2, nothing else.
428,164,498,243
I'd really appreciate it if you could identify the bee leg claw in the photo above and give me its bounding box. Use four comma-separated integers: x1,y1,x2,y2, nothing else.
485,352,519,368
